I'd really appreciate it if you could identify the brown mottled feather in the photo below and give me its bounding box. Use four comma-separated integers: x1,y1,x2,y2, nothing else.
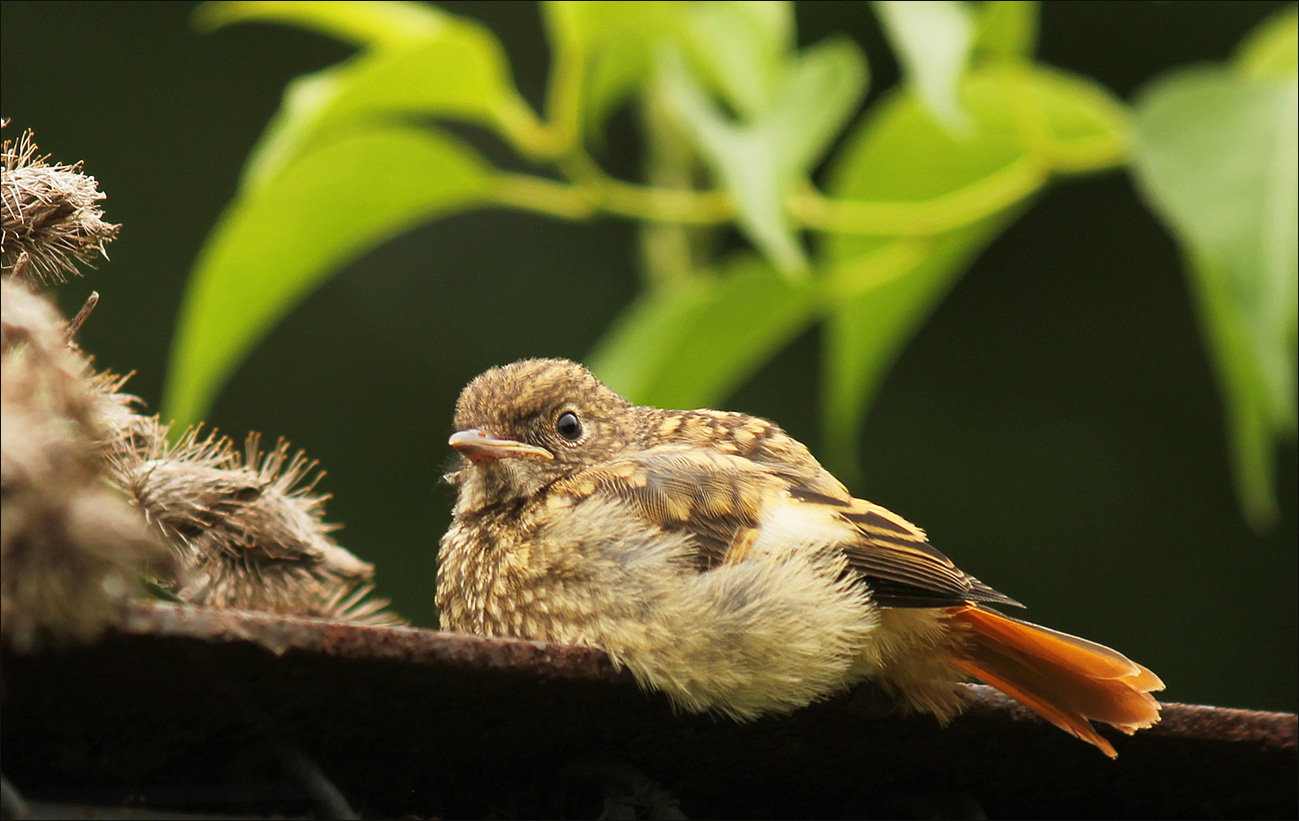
574,444,768,571
576,438,1017,609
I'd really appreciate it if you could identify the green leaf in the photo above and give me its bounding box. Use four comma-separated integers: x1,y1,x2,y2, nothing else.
819,66,1127,479
587,254,819,409
772,39,872,176
307,26,536,145
663,39,867,276
971,1,1039,63
732,0,796,52
542,1,690,139
1131,65,1298,529
540,1,796,146
872,0,974,129
825,67,1125,262
662,53,801,274
163,127,491,428
241,66,346,192
544,0,685,58
210,3,537,190
683,0,795,120
1236,5,1298,79
1019,66,1130,171
195,0,446,48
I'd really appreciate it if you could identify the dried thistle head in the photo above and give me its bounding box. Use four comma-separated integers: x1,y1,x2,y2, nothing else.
83,368,168,479
4,278,167,511
124,428,399,625
1,288,174,651
1,127,119,285
1,277,101,440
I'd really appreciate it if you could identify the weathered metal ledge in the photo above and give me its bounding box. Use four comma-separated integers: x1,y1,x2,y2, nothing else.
2,602,1295,819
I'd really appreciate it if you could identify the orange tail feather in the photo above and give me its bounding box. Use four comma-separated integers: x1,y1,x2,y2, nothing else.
949,606,1164,758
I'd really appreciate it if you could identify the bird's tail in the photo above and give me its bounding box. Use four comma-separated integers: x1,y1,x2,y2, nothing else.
948,606,1164,757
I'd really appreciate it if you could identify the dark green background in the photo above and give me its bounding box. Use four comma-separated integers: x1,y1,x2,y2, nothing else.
3,1,1295,712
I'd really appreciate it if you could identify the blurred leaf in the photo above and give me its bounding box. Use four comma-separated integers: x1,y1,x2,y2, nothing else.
164,128,490,428
587,254,818,409
683,0,795,119
543,0,682,59
824,66,1127,257
872,0,974,129
773,39,872,176
1017,66,1130,171
972,1,1039,63
664,39,867,276
819,66,1127,479
1236,5,1298,79
241,66,346,192
731,0,796,51
540,1,796,148
195,0,446,48
662,54,799,274
1131,61,1298,529
306,26,534,145
916,65,1129,173
230,9,536,190
542,1,690,138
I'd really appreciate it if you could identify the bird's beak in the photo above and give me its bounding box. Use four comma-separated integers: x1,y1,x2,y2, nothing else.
448,429,554,462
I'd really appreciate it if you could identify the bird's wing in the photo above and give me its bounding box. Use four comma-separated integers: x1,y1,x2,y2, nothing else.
566,444,771,571
787,487,1020,608
571,445,1020,609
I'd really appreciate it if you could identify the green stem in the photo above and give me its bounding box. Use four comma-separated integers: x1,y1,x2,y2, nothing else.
491,96,554,160
495,152,1052,237
496,167,732,226
1000,64,1128,174
637,85,709,288
491,174,596,220
599,178,733,223
790,155,1047,235
543,43,586,159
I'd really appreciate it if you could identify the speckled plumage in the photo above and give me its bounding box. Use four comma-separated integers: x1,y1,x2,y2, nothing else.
438,359,1163,753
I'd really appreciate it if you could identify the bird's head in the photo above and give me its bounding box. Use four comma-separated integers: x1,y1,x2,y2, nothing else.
445,359,634,512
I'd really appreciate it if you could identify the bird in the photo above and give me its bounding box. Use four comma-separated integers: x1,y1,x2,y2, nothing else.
437,358,1163,757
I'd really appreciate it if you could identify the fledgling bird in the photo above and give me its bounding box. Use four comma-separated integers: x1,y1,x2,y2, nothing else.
438,358,1163,757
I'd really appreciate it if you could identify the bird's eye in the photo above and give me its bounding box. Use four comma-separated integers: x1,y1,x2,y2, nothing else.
556,411,582,441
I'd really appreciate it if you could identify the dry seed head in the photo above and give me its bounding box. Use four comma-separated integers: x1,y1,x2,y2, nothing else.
2,279,396,626
2,291,174,650
82,368,166,470
124,428,399,624
1,278,100,442
1,281,161,473
1,128,119,285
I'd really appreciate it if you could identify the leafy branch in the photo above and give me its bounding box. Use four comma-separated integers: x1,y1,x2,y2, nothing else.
166,1,1296,529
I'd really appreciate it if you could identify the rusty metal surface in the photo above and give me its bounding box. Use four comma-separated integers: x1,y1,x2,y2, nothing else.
114,599,622,681
2,602,1295,819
